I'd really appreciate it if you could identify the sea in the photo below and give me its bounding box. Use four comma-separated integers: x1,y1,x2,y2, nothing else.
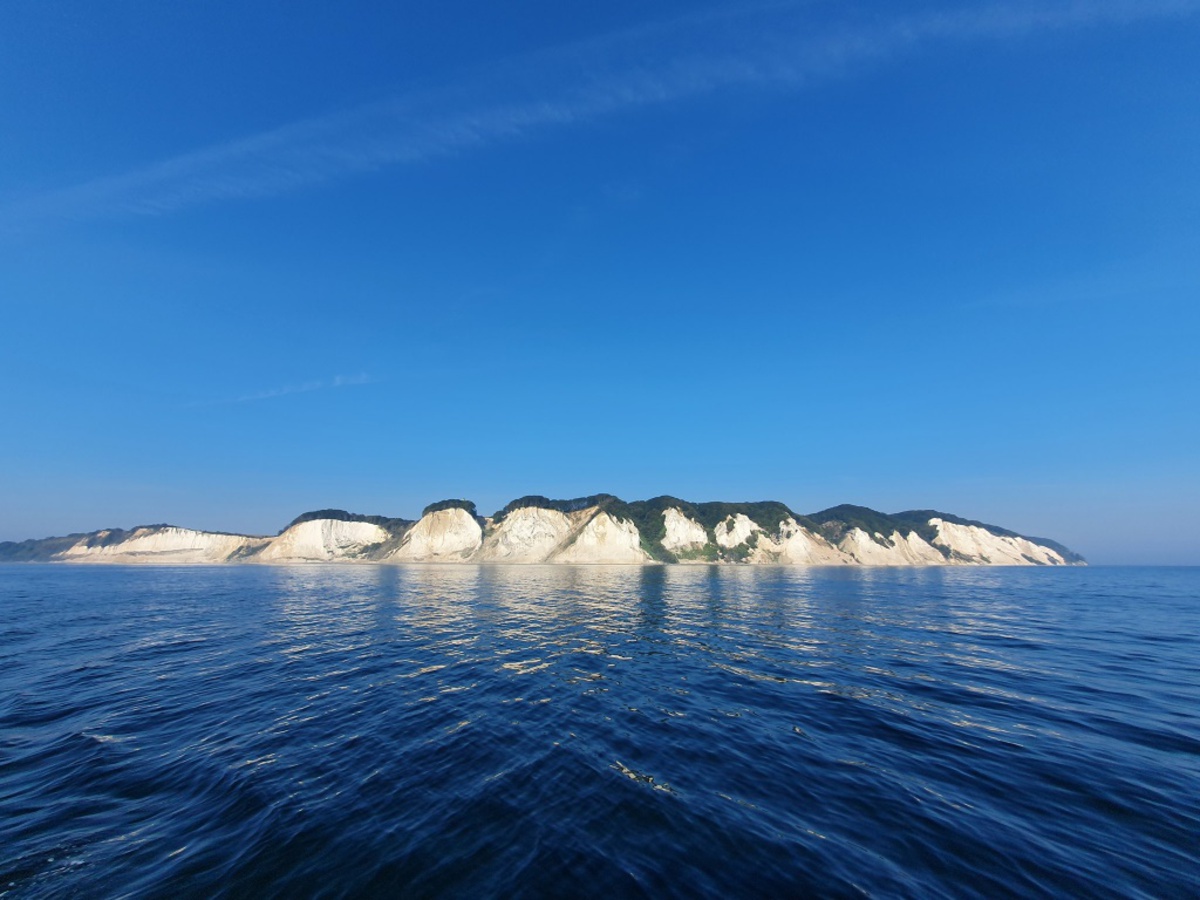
1,564,1197,898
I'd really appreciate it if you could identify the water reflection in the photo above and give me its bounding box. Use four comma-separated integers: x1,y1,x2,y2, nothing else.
169,562,1191,876
246,564,1058,694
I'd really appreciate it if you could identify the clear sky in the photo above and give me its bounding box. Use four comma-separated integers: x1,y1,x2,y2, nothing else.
1,0,1198,564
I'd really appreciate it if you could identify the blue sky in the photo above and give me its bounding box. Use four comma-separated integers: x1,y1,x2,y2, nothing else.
1,0,1198,563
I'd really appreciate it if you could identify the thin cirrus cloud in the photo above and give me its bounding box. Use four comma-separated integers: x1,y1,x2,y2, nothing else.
206,373,377,405
2,0,1197,232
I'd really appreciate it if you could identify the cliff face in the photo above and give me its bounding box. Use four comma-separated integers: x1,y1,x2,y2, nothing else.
545,511,650,564
53,527,268,564
929,517,1066,566
661,508,707,553
257,519,390,562
752,520,848,566
476,507,576,563
715,514,759,549
0,496,1084,566
390,508,482,562
836,528,947,566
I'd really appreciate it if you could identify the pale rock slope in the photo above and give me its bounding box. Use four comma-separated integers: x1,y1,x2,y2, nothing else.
660,508,708,553
257,519,389,562
477,507,575,562
714,514,760,549
837,528,947,566
931,518,1066,565
390,508,482,562
753,519,850,565
888,530,951,565
547,511,650,564
57,527,267,564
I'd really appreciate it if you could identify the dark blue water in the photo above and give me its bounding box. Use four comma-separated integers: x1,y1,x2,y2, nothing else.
1,565,1197,898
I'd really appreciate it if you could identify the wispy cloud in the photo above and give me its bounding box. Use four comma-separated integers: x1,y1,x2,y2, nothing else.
196,372,377,406
4,0,1197,231
966,235,1200,311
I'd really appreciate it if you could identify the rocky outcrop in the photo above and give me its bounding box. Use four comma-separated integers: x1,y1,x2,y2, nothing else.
257,518,389,562
714,514,760,549
390,507,482,562
752,519,849,565
546,511,651,564
660,508,708,553
477,506,576,563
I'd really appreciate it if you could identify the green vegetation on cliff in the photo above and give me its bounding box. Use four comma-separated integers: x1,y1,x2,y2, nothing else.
491,495,817,563
421,499,478,517
486,495,1080,563
493,495,618,522
285,509,413,536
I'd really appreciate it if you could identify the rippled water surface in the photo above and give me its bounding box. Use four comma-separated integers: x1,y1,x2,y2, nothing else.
1,565,1198,898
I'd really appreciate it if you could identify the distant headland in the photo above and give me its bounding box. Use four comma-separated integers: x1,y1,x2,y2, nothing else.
0,495,1084,567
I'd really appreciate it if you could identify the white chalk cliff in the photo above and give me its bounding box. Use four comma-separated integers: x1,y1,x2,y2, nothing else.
545,511,651,564
929,517,1064,566
476,506,576,563
56,527,268,565
751,519,849,566
715,514,760,549
836,528,944,566
660,508,708,554
258,519,389,562
4,496,1083,566
390,508,482,562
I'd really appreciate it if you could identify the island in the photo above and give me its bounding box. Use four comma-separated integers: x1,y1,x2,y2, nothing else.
0,494,1085,566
